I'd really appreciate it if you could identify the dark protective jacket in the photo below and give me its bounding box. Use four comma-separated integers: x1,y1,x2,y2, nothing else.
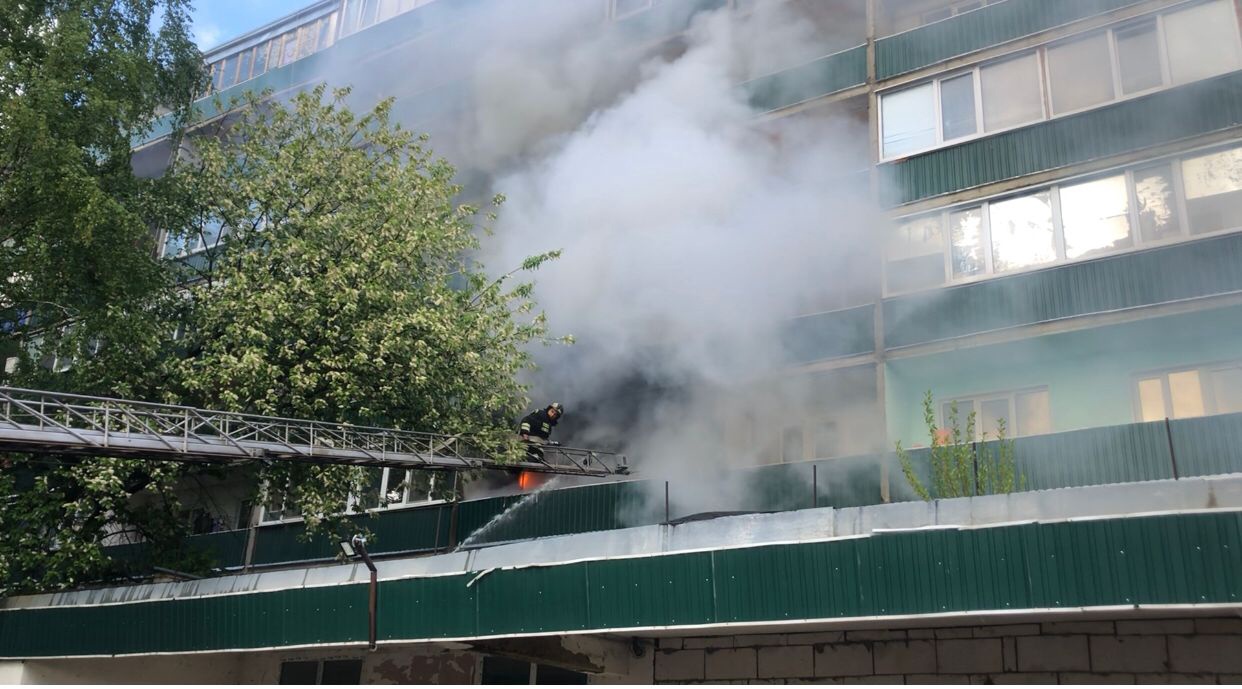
518,408,558,441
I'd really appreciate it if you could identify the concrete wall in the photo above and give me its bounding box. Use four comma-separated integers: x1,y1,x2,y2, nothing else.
654,617,1242,684
886,305,1242,446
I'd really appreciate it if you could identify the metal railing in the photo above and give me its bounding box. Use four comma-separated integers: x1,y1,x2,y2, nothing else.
0,387,626,477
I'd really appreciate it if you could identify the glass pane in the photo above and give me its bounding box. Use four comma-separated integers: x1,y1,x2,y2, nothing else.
949,207,986,277
1211,367,1242,414
981,53,1043,131
320,12,337,49
236,50,251,84
940,73,977,140
252,43,270,78
812,421,838,459
1060,175,1132,259
280,31,299,66
321,659,363,685
881,83,936,157
1182,147,1242,234
1047,33,1115,114
1138,377,1166,421
1116,19,1163,94
1015,389,1051,436
980,398,1010,440
360,0,380,27
162,231,187,258
988,191,1056,272
1169,370,1205,419
1164,0,1242,85
297,23,317,59
886,214,944,292
1134,164,1180,242
278,661,318,685
781,427,803,463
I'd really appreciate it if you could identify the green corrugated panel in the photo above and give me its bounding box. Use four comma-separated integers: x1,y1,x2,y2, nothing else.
1012,421,1174,490
3,513,1241,656
585,551,716,629
743,45,867,112
782,304,875,364
1169,412,1242,478
477,563,590,635
366,504,453,554
875,0,1143,81
381,573,477,640
880,70,1242,206
251,523,337,566
884,232,1242,347
456,481,656,546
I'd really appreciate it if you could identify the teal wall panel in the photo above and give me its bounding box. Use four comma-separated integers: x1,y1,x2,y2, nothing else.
782,304,875,364
880,70,1242,206
1171,412,1242,478
884,232,1242,349
744,45,867,112
6,512,1240,657
875,0,1143,81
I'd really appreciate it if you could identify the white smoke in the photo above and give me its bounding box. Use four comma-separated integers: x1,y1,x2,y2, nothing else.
467,4,882,512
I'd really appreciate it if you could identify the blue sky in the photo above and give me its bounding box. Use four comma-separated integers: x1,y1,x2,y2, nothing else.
190,0,313,51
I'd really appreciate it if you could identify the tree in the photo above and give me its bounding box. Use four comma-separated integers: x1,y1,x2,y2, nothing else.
896,390,1024,500
0,0,203,370
0,86,563,592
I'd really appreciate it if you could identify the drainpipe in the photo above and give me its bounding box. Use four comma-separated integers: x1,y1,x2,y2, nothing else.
342,535,378,651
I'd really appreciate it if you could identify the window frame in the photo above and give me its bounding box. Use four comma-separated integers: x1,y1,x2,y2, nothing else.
876,0,1242,162
883,140,1242,297
940,385,1052,441
1132,359,1242,422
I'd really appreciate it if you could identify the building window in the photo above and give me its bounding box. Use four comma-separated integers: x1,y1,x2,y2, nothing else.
885,214,945,292
1059,174,1132,259
988,190,1056,272
1181,147,1242,235
781,426,804,462
949,206,986,277
880,82,936,157
480,656,587,685
1115,19,1163,95
942,387,1051,440
877,0,1242,160
1164,0,1242,85
885,142,1242,294
1136,362,1242,421
980,52,1044,132
1047,32,1115,115
279,659,363,685
939,72,978,141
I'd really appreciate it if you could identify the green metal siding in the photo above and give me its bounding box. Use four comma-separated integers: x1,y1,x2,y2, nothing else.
875,0,1143,81
782,304,875,364
884,232,1242,348
743,45,867,113
3,512,1240,657
1171,412,1242,478
880,70,1242,207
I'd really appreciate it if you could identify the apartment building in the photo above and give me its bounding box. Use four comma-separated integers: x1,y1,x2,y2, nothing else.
3,0,1242,683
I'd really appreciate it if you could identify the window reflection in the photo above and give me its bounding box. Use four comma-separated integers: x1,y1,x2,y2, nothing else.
1134,164,1179,242
988,192,1056,272
1061,175,1132,259
886,215,945,292
1183,148,1242,234
949,207,985,277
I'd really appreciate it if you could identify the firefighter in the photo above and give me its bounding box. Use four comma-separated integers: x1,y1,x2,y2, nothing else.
519,402,563,462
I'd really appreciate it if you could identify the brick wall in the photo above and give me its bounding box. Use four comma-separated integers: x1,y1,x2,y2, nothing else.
652,617,1242,684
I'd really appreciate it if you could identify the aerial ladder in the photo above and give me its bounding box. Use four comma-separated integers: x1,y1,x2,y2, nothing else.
0,386,627,477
